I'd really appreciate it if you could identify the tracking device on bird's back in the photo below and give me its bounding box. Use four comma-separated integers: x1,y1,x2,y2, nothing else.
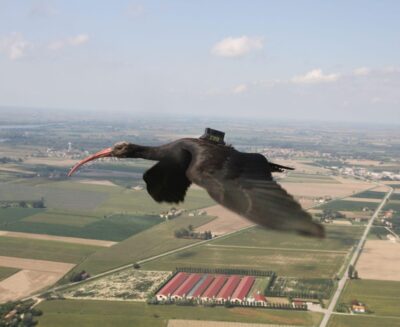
200,128,226,145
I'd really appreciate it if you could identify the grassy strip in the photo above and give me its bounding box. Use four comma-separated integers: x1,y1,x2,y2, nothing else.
37,299,322,327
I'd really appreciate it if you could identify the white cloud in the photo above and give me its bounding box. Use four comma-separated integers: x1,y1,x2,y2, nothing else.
0,33,31,60
291,69,340,84
211,36,263,58
29,1,59,18
68,34,89,46
48,34,89,50
353,67,370,76
232,84,248,94
125,3,145,18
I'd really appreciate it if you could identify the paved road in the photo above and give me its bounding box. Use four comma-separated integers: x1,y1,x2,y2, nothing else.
319,186,393,327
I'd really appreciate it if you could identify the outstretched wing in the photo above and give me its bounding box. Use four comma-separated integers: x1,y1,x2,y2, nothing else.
193,151,324,237
143,158,191,204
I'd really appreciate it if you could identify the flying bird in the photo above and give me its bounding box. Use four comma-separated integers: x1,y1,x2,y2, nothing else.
68,128,324,238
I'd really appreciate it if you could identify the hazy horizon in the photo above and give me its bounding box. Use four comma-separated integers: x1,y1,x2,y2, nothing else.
1,1,399,124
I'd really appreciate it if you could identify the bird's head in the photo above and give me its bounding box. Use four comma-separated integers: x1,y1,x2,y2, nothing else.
68,141,142,176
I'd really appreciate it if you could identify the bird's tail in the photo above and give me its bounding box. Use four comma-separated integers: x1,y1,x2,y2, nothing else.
269,162,295,173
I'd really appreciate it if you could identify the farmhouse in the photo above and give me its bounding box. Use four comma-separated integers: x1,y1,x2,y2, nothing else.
352,304,366,313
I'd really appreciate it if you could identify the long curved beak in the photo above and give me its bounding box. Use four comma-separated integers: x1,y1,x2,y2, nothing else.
68,147,113,177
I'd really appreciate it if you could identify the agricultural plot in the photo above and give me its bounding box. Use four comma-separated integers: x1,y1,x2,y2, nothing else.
356,240,400,281
0,236,101,264
213,225,364,252
267,277,334,299
68,214,215,277
0,267,19,281
63,270,170,301
0,206,163,242
196,205,253,236
337,280,400,317
96,186,214,215
280,177,371,199
0,256,75,303
320,200,378,212
0,181,108,211
350,190,387,199
0,231,116,247
24,211,98,226
142,243,345,278
329,315,400,327
37,299,322,327
390,193,400,201
283,173,339,184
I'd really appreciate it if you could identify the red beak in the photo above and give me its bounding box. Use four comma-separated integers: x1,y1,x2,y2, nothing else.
68,147,113,177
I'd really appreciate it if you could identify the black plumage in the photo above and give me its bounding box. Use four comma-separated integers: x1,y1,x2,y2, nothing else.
68,134,324,238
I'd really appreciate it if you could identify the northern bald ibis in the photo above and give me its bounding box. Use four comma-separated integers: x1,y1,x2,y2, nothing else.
68,128,324,238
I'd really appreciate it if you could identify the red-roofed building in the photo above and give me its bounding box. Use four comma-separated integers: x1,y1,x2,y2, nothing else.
156,272,188,300
202,275,228,300
171,274,202,299
231,276,255,302
216,275,241,301
253,293,267,304
189,275,214,298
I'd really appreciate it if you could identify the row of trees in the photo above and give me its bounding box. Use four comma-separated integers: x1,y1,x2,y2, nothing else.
348,265,359,279
0,199,45,209
149,297,307,311
177,267,276,277
174,227,212,240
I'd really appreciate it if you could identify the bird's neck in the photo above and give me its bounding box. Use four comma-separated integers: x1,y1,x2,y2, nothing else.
132,145,166,161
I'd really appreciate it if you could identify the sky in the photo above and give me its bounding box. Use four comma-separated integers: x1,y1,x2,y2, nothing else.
0,0,399,123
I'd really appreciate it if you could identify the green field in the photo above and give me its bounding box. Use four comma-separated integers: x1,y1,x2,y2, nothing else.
329,314,400,327
213,225,364,251
142,224,363,278
284,173,339,184
390,193,400,201
0,181,108,210
0,236,101,264
0,178,214,241
96,186,214,215
67,214,216,277
142,243,345,278
320,200,378,212
1,179,214,215
368,226,389,240
24,211,98,226
37,299,322,327
337,280,400,317
384,201,400,211
0,267,19,281
1,208,161,241
351,190,387,199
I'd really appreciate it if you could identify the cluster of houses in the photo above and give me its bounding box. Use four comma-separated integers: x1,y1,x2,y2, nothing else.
156,272,266,306
159,208,185,219
333,166,400,181
160,208,207,220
